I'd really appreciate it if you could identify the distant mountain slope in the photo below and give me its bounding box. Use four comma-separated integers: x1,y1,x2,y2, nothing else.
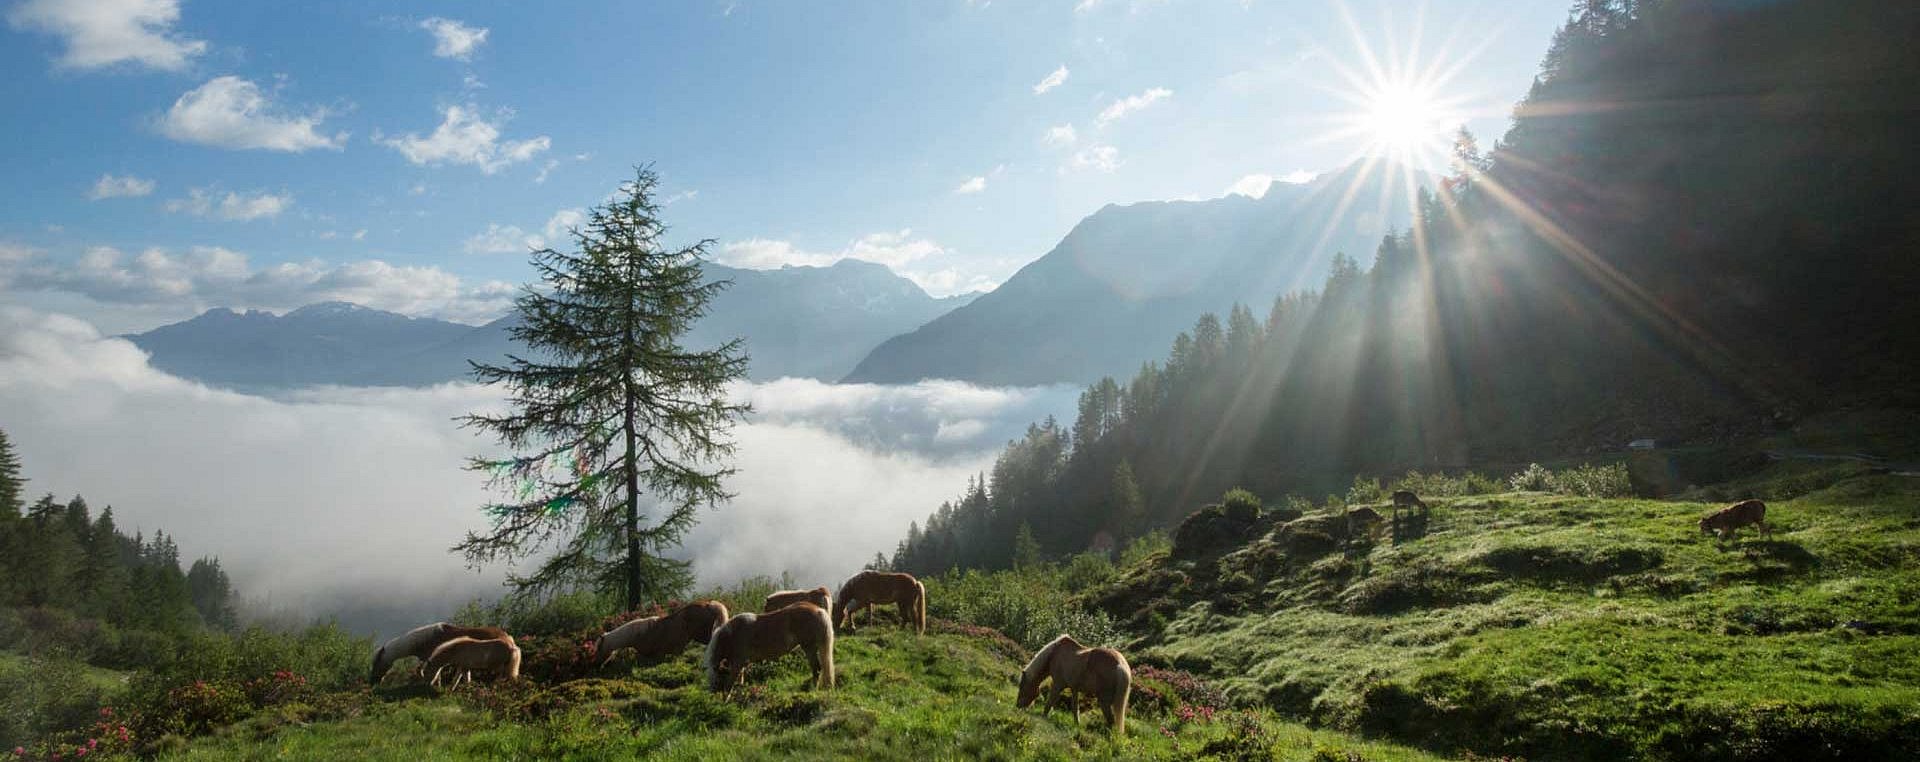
128,302,476,390
844,159,1428,386
128,260,974,390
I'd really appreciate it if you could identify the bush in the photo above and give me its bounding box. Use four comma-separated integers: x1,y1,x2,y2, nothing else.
1345,476,1384,506
1510,463,1555,492
1119,530,1172,568
1507,462,1634,498
0,654,119,750
1222,488,1264,523
455,589,618,637
926,567,1123,650
1553,463,1634,498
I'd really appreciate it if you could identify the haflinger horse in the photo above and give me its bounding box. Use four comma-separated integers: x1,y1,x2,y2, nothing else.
833,570,926,634
370,623,516,684
1016,634,1131,735
424,636,522,690
1701,499,1772,541
705,602,835,693
1391,490,1429,518
763,586,831,614
593,600,731,667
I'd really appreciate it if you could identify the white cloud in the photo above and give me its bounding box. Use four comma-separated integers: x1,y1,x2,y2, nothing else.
1095,86,1172,127
352,229,367,241
1075,0,1101,12
661,189,699,205
1044,123,1078,146
1226,173,1274,199
462,224,539,255
89,174,154,200
718,230,1002,297
464,208,585,255
2,246,516,325
0,311,1077,635
163,188,293,221
1032,65,1069,95
1279,169,1318,184
6,0,205,72
419,17,487,61
381,105,551,174
1068,143,1121,172
953,176,987,195
158,77,346,152
532,159,560,184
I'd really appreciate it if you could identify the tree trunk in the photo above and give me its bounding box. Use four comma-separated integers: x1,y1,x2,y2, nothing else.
622,275,644,613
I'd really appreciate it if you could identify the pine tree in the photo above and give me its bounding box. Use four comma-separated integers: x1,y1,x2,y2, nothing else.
1011,522,1042,570
0,428,23,521
458,167,750,611
186,557,238,631
1111,460,1145,537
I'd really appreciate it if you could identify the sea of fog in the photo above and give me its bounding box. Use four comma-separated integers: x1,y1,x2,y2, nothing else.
0,307,1078,638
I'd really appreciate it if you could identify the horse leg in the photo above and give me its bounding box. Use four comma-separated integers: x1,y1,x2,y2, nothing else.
1760,520,1773,540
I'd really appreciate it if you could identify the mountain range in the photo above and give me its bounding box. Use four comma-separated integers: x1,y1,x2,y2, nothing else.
844,159,1427,386
129,157,1423,392
128,260,974,391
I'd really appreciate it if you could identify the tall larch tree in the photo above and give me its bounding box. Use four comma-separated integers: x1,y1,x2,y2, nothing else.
458,167,750,611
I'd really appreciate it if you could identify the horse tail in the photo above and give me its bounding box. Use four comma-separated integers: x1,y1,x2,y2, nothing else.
915,580,927,634
1112,673,1129,736
818,607,836,689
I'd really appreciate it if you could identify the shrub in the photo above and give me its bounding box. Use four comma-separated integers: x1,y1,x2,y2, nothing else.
1345,476,1384,506
927,568,1123,650
1059,553,1116,591
1222,488,1264,523
1552,463,1634,498
0,654,118,750
1119,530,1172,568
1510,463,1555,492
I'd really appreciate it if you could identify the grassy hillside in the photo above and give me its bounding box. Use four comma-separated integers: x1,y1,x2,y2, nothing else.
1092,467,1920,760
148,624,1451,762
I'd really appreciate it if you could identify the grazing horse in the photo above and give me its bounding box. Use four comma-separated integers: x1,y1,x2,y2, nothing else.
705,603,835,692
424,636,521,689
763,586,831,614
370,623,515,684
833,571,927,634
1016,634,1131,735
593,600,731,667
1701,499,1772,541
1345,506,1385,538
1391,490,1429,518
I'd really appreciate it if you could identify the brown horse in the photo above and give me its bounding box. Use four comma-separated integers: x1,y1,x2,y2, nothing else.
763,586,831,613
1345,506,1385,538
370,623,515,684
705,602,835,692
1391,490,1429,518
424,636,521,689
593,600,730,667
833,571,926,634
1016,634,1131,735
1701,499,1772,541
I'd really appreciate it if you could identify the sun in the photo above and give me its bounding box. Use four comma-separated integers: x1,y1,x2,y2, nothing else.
1362,82,1447,155
1305,5,1492,172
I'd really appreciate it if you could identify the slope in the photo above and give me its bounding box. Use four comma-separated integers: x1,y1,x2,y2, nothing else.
1091,467,1920,760
149,624,1451,762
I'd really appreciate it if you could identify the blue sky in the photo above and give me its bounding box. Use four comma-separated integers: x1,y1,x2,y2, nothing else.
0,0,1572,333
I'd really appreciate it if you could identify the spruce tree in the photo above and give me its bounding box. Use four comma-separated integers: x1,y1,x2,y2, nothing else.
458,167,750,611
0,428,23,521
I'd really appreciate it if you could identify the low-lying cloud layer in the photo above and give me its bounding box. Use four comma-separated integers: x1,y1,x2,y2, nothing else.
0,308,1075,637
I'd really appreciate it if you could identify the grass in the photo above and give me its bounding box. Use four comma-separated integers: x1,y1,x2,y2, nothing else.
1096,466,1920,760
154,623,1456,762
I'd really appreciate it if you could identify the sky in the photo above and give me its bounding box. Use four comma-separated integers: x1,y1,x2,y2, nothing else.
0,0,1574,335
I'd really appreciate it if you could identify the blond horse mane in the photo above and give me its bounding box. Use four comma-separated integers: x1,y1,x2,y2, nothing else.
1021,634,1077,688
